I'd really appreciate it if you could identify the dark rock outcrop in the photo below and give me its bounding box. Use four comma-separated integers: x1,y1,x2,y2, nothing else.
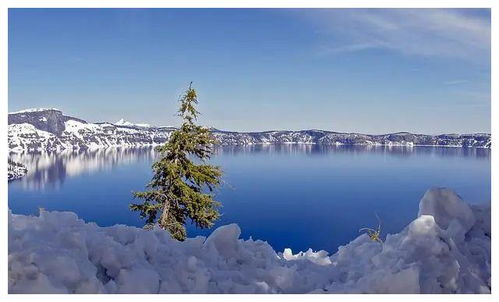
8,109,86,136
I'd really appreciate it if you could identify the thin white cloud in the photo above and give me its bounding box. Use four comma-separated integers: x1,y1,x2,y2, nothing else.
298,9,490,62
317,42,376,55
444,80,469,85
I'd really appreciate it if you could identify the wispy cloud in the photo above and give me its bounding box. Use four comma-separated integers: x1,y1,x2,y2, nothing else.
444,80,469,85
298,9,490,63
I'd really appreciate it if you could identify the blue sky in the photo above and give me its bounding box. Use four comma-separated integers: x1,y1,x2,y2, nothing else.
9,8,490,134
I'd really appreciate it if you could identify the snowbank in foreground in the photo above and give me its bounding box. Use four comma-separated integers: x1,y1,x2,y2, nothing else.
8,188,490,294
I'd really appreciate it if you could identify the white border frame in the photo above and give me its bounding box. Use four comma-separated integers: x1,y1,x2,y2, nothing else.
1,1,496,301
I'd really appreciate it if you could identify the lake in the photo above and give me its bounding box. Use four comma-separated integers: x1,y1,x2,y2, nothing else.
8,145,490,253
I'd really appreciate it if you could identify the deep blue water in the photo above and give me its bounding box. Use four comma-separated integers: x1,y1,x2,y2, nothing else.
8,145,490,253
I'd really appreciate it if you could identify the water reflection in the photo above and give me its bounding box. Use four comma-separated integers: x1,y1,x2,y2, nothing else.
9,144,491,252
9,145,490,190
215,144,491,159
9,148,156,190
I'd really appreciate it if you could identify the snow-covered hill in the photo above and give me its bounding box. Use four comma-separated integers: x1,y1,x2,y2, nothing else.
8,109,171,153
8,188,490,293
8,109,491,153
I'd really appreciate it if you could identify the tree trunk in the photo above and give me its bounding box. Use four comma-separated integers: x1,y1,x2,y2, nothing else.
159,202,170,229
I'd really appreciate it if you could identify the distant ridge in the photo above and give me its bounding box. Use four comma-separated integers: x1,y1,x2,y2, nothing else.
114,118,151,128
8,108,491,153
9,108,61,114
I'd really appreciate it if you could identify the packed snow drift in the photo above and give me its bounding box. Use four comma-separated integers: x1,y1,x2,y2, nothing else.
8,188,490,294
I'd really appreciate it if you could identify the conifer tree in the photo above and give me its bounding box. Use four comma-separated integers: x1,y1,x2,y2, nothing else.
130,83,222,240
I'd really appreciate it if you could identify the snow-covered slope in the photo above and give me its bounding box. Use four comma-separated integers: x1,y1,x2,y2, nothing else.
8,109,491,153
9,112,172,153
8,188,490,294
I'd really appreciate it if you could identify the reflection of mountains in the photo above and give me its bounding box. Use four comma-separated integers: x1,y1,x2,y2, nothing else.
9,148,156,190
10,145,490,190
215,144,491,159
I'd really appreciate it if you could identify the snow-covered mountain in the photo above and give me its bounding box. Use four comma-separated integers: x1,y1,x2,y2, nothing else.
8,109,491,153
114,118,151,128
8,109,172,153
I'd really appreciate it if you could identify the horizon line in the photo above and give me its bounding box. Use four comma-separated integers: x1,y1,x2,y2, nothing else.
8,107,491,136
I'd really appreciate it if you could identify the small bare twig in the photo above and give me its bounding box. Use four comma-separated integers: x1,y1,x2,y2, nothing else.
359,213,383,243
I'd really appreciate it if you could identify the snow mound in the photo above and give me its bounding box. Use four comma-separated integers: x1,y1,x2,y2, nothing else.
8,188,490,294
418,188,476,241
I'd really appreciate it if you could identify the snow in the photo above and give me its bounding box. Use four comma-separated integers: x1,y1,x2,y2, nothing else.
9,108,61,114
115,118,151,128
7,120,169,153
8,188,490,293
63,120,109,145
418,188,476,240
64,120,101,139
114,126,140,134
8,123,59,153
8,123,52,137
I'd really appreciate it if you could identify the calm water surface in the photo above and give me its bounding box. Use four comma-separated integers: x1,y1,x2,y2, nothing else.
8,145,490,253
